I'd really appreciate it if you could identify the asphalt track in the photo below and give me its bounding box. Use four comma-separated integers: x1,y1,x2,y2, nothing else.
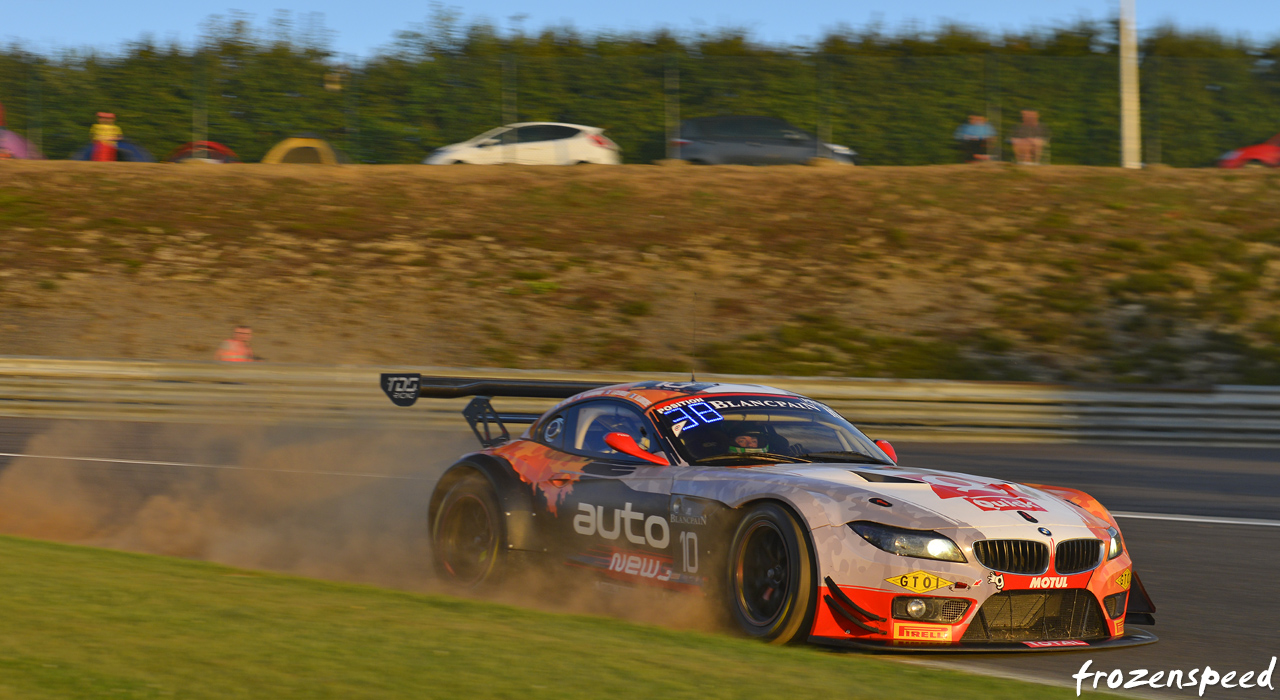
1,420,1276,699
901,443,1280,699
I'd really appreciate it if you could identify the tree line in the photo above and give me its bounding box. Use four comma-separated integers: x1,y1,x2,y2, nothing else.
0,12,1276,165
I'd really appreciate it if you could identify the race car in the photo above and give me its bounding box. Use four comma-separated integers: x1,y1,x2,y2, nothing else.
382,374,1157,651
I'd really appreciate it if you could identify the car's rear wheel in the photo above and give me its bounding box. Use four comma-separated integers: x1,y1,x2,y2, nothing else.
431,472,507,588
725,501,817,643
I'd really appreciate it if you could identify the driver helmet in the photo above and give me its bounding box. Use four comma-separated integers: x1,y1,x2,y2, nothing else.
728,425,769,454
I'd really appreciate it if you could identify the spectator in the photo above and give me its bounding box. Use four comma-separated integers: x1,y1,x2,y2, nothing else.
1010,110,1051,165
953,114,996,162
90,112,122,162
216,325,257,362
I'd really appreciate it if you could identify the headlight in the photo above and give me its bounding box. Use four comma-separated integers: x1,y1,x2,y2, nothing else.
1106,526,1123,560
849,521,967,563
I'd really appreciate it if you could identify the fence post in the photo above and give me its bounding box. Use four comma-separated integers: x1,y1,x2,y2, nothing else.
986,53,1002,163
1148,56,1161,166
192,44,208,159
502,55,517,161
665,59,679,160
27,55,43,156
817,54,832,155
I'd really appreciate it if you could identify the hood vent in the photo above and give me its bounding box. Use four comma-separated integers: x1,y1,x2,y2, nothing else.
849,471,920,483
973,539,1049,575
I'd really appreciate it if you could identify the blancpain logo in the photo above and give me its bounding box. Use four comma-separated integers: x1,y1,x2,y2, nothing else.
1030,576,1069,589
574,502,671,549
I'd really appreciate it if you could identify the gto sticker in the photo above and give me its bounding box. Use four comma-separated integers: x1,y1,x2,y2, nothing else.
893,623,952,643
1115,569,1132,590
886,571,954,594
1024,640,1088,648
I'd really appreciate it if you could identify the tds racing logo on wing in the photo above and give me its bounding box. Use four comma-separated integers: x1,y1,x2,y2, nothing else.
574,502,670,549
380,373,420,407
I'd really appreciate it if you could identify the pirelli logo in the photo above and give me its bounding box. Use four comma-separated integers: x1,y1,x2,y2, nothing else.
892,622,953,643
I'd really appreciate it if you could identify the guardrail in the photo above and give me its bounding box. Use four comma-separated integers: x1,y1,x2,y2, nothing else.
2,356,1279,444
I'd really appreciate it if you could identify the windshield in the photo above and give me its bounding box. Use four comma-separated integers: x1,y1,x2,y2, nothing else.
469,127,509,143
650,394,891,466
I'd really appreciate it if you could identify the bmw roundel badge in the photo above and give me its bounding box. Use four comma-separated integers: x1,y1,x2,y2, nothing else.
1038,527,1053,537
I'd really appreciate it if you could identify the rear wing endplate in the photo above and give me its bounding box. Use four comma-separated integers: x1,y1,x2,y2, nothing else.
380,373,606,448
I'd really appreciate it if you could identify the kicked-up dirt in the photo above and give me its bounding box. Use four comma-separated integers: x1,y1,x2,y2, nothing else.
1,160,1279,384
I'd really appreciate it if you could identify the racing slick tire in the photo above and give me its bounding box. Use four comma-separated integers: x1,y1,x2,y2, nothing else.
431,472,508,589
725,501,818,644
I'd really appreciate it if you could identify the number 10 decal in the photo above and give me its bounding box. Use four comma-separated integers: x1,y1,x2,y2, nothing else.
680,531,698,573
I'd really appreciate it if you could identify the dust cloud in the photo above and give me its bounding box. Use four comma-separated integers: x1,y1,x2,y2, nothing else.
0,419,726,632
0,420,473,589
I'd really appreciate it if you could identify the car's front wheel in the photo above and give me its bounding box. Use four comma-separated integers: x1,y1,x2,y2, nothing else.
431,472,507,588
725,501,817,643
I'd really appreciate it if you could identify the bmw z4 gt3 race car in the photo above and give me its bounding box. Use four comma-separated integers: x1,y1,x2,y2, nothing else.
381,374,1157,651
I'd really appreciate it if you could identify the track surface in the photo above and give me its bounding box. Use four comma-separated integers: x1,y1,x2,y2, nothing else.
1,421,1276,698
901,443,1280,698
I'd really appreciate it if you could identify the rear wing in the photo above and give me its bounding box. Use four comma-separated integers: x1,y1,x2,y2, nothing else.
380,373,605,448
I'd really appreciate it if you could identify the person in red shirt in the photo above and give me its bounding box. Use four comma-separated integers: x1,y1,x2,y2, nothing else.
216,325,257,362
90,112,122,162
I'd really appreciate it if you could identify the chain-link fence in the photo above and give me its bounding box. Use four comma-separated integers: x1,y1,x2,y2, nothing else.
1,50,1276,166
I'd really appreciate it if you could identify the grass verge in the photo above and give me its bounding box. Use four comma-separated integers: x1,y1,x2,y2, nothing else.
0,534,1099,699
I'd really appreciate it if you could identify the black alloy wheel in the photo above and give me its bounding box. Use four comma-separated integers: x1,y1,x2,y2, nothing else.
432,473,506,588
726,502,817,643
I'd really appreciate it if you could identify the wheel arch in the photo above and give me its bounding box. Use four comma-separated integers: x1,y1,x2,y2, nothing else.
429,454,542,551
727,495,823,642
731,495,822,576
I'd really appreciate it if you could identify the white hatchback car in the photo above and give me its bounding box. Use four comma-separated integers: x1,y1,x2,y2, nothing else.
424,122,621,165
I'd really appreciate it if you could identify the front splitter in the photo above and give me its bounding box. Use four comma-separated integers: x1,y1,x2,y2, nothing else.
810,628,1158,654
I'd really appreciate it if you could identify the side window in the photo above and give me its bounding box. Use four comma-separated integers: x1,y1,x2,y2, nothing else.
538,411,571,450
570,401,661,461
517,126,564,143
543,125,580,141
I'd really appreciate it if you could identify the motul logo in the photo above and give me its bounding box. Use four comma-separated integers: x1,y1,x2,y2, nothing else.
1029,576,1068,589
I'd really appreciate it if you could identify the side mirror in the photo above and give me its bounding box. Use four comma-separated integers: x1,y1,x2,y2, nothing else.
605,432,670,466
874,439,898,464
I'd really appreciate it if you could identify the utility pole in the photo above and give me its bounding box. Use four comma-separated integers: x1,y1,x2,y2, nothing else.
1119,0,1142,169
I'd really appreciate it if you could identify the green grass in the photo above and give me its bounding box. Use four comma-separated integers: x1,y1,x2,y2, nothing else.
0,535,1097,700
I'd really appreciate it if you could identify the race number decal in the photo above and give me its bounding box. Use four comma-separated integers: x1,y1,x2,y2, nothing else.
381,373,420,407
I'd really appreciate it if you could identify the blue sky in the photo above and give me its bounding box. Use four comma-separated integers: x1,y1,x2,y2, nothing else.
7,0,1276,57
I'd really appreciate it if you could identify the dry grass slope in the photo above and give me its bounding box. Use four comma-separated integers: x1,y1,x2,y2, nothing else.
2,161,1278,384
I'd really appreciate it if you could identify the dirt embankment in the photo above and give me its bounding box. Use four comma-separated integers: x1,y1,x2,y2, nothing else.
2,161,1279,384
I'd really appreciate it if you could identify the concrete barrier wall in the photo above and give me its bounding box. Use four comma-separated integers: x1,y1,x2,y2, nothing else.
2,356,1279,444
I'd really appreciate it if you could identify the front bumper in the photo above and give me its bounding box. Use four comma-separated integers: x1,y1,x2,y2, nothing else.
810,628,1158,653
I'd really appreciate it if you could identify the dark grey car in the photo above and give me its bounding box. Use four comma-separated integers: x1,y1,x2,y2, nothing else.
673,116,856,165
